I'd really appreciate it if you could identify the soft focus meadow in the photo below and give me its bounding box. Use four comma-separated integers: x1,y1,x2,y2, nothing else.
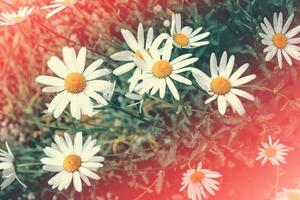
1,0,300,200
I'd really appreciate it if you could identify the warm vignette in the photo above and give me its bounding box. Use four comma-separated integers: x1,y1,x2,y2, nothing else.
1,0,300,200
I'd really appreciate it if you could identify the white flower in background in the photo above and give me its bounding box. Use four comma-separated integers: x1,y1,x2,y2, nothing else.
256,136,289,166
163,19,171,28
0,142,26,190
134,38,198,100
36,46,112,120
94,80,115,110
102,80,115,102
180,162,221,200
193,51,256,115
0,7,34,26
171,13,210,48
42,0,78,19
260,12,300,69
275,188,300,200
111,23,169,92
125,92,145,113
41,132,104,192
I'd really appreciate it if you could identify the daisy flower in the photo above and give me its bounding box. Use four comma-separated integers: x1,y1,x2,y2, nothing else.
35,46,112,120
0,7,34,26
41,132,104,192
111,23,169,92
275,188,300,200
192,51,256,115
171,13,210,48
180,162,221,200
260,12,300,69
134,38,199,100
42,0,78,19
0,142,26,190
256,136,289,166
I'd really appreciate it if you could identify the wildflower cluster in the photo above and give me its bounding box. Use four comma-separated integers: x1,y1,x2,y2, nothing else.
1,0,300,200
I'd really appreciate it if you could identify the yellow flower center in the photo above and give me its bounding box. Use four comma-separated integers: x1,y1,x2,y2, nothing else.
174,33,189,46
152,60,172,78
135,50,144,60
64,72,86,93
15,16,23,22
210,76,231,95
288,192,300,200
64,0,71,5
190,171,205,183
63,154,81,172
273,33,288,49
265,147,277,158
134,50,151,60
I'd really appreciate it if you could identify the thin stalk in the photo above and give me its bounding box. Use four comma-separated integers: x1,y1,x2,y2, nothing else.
275,165,280,194
32,18,111,60
107,102,166,130
16,163,42,168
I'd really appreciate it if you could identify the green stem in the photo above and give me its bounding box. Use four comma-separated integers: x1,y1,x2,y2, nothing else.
17,170,44,174
32,18,111,60
107,102,166,130
16,163,42,168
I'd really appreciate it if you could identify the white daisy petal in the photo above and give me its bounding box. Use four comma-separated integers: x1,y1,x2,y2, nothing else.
53,93,71,118
282,49,292,65
79,167,100,180
83,59,104,77
231,74,256,87
45,6,66,19
76,47,87,73
73,171,82,192
110,51,133,61
113,62,136,76
47,90,68,113
145,28,154,49
63,47,76,71
47,57,69,78
137,23,145,48
286,25,300,39
275,12,283,33
162,38,173,61
224,55,235,78
229,63,249,81
263,17,275,35
85,69,111,81
282,13,294,34
173,58,198,70
121,29,139,51
205,94,217,104
217,95,227,115
219,52,228,75
189,32,210,43
35,76,64,86
225,92,245,115
166,77,180,100
277,49,283,69
42,86,65,93
170,74,192,85
73,132,83,155
231,88,255,101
